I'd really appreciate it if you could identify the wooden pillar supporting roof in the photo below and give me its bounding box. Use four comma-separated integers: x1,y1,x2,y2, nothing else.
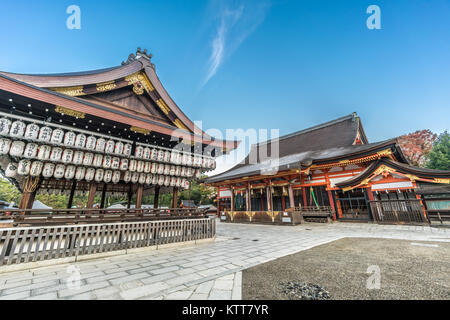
87,182,97,209
136,184,144,209
172,187,178,208
153,185,160,209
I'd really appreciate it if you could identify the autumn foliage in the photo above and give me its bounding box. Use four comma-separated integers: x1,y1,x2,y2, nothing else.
397,130,437,167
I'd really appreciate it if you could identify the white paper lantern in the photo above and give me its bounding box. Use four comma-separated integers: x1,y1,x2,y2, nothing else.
104,170,112,183
85,168,95,181
120,158,129,171
145,174,152,185
75,134,87,148
50,147,63,161
65,165,76,180
157,175,164,185
131,172,139,184
157,163,164,175
42,163,55,178
0,138,11,154
129,159,137,172
50,128,64,144
202,157,208,168
193,155,202,167
73,151,84,165
9,121,26,138
112,171,121,184
169,165,176,176
152,175,158,185
170,177,176,187
164,151,171,163
64,131,76,146
144,162,151,173
170,150,179,164
150,162,157,174
83,153,94,166
123,143,132,156
183,179,190,190
157,150,164,162
114,141,124,155
93,154,103,167
0,118,12,135
38,126,52,142
175,166,181,176
23,143,38,159
137,160,144,173
195,169,201,179
94,169,104,182
75,167,86,180
95,138,106,152
139,173,146,184
143,147,151,159
9,141,25,157
30,161,44,177
18,159,31,175
176,152,182,165
37,145,51,160
123,171,132,183
62,149,74,163
111,157,120,170
181,154,189,166
150,148,158,161
103,155,112,169
181,167,186,177
176,177,181,187
104,140,114,154
185,154,193,166
54,164,65,179
135,145,144,158
5,162,18,177
25,123,40,140
86,136,97,150
164,164,170,175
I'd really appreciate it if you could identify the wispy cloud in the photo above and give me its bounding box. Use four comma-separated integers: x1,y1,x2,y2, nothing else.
202,0,270,86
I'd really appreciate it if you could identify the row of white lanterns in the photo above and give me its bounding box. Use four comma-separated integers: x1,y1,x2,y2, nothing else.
0,118,216,169
1,139,200,178
5,161,190,189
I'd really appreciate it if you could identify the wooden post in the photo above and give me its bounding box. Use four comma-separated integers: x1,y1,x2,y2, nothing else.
288,184,295,209
67,180,77,209
87,182,97,208
153,185,160,209
230,187,235,212
302,187,307,207
19,176,40,211
127,184,132,209
246,186,251,211
172,187,178,208
100,183,107,209
266,185,272,211
136,184,144,209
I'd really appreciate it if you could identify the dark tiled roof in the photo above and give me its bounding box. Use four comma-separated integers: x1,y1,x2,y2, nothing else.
205,139,403,183
205,113,375,183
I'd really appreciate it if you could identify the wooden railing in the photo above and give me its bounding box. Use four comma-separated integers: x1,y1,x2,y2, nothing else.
0,208,208,226
369,200,428,224
0,218,216,266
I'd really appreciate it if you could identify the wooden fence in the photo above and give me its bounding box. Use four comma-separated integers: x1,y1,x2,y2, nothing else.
0,207,208,226
369,199,428,224
0,218,215,266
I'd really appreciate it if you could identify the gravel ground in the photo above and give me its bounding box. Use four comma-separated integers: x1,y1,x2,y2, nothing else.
242,238,450,300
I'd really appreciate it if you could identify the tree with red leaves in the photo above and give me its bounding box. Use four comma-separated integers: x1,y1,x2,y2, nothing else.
397,129,437,167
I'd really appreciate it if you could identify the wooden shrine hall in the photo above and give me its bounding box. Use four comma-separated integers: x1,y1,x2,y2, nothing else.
205,113,450,225
0,48,238,221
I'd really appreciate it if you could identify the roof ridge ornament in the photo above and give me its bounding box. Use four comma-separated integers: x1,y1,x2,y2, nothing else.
122,48,155,69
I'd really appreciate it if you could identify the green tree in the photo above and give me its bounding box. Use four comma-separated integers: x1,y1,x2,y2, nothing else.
426,131,450,170
0,178,22,205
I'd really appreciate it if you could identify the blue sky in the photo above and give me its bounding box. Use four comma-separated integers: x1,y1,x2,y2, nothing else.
0,0,449,172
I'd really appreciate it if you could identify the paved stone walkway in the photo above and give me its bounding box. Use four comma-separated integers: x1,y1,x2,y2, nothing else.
0,221,449,300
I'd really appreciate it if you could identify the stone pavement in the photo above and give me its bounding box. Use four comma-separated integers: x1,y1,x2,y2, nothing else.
0,221,449,300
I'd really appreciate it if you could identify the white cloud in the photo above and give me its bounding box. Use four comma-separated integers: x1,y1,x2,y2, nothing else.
202,0,270,86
